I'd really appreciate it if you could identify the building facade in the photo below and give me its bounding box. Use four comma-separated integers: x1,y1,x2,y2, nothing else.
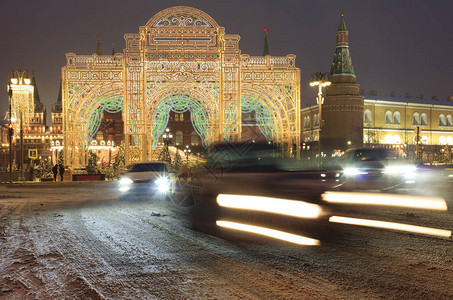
301,15,453,160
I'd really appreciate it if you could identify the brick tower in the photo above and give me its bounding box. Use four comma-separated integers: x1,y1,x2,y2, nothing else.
322,13,364,153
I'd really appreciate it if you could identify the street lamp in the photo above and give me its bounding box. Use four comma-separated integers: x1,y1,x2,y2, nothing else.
7,87,13,183
162,128,173,151
8,70,34,182
309,72,331,156
184,145,191,163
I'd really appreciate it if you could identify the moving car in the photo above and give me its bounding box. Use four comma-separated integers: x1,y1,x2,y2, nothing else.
185,143,335,243
339,148,417,190
118,161,176,200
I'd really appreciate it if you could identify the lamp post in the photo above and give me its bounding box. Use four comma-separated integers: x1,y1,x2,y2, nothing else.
8,70,33,182
184,145,191,163
7,86,13,183
309,72,331,157
162,128,173,150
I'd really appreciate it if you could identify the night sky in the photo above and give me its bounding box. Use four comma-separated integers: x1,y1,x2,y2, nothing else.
1,0,452,122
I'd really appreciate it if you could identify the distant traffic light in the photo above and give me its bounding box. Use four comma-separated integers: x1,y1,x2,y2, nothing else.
8,123,13,136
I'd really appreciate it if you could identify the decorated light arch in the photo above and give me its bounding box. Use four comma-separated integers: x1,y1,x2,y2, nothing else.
62,6,300,166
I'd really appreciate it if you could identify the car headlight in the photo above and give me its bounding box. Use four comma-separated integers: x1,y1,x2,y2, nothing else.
119,177,133,185
344,167,366,176
384,165,416,174
155,176,171,193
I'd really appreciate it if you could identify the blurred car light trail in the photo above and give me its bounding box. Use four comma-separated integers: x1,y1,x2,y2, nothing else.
217,194,322,218
216,221,321,245
329,216,452,238
322,192,448,211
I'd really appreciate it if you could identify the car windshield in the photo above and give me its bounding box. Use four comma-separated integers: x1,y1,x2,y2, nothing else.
129,163,167,173
344,149,396,162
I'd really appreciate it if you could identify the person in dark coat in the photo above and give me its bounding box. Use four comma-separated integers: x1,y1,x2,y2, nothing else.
52,164,58,181
59,164,65,181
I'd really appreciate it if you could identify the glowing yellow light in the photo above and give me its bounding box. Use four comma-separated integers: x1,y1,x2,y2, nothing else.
217,194,322,218
10,78,18,84
322,192,448,211
329,216,451,238
24,78,31,85
216,220,321,245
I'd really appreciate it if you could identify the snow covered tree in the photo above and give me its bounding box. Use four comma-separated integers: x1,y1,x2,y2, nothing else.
86,151,99,174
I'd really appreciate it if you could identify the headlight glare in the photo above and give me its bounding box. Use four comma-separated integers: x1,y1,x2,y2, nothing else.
155,176,171,193
119,177,133,185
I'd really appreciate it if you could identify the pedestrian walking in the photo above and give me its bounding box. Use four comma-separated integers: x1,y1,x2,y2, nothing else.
59,164,65,182
52,164,58,181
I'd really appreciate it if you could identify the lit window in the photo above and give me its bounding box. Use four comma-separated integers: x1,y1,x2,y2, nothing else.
385,111,392,124
439,114,446,126
385,135,393,144
393,135,401,144
421,113,428,126
393,111,400,125
446,115,452,127
412,112,420,125
191,131,199,146
179,113,184,122
175,131,183,146
421,136,428,144
439,136,446,145
364,109,372,124
447,136,453,145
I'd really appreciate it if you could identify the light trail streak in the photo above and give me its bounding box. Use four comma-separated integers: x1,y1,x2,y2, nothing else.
322,192,447,211
329,216,452,238
216,194,322,218
216,220,321,245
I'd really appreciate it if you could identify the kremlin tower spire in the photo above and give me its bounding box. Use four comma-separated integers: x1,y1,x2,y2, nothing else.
321,13,364,152
330,12,355,82
263,28,269,56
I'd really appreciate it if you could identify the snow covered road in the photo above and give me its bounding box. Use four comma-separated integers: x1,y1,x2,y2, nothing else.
1,181,452,299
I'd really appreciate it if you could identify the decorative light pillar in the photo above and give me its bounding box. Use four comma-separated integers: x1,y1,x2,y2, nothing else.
309,72,331,156
8,70,34,182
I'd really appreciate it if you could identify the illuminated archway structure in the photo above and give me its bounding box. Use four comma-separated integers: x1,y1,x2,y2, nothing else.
62,6,300,166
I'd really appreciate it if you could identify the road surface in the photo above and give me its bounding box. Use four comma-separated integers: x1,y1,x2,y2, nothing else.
0,180,452,299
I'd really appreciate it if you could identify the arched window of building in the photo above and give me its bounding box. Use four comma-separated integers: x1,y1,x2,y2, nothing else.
393,111,401,125
384,135,393,144
174,113,179,121
179,113,184,122
421,136,428,144
421,113,428,126
191,131,199,146
439,114,446,126
439,136,446,145
175,131,183,146
393,135,401,144
304,116,310,128
447,136,453,145
446,114,452,127
412,112,420,125
364,109,372,124
96,131,103,141
314,114,319,126
364,134,370,143
385,111,393,124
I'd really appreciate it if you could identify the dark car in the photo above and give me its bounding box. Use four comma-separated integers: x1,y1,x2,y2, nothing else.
338,148,417,190
184,142,335,244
